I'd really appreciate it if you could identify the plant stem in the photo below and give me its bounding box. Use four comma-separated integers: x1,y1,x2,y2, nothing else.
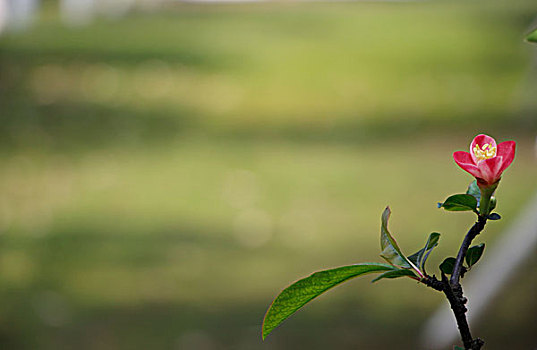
478,183,497,217
423,275,484,349
450,216,487,286
442,274,483,350
423,216,488,350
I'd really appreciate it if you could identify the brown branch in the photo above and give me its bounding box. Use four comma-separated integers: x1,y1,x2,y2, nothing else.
422,275,484,349
450,216,487,286
422,215,488,350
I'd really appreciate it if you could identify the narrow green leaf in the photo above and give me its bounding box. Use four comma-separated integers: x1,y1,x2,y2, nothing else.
466,180,481,204
454,346,464,350
527,27,537,43
262,263,394,339
440,194,478,212
488,213,501,220
421,243,438,271
414,233,440,271
408,232,441,271
371,268,417,283
466,243,485,268
423,232,441,251
380,207,411,268
440,257,457,275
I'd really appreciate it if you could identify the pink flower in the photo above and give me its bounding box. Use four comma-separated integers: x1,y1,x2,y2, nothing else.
453,134,516,187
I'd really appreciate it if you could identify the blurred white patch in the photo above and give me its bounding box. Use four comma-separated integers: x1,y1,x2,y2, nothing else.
60,0,95,26
0,0,7,35
222,169,259,210
5,0,38,31
33,291,72,327
176,330,217,350
233,208,273,248
97,0,135,19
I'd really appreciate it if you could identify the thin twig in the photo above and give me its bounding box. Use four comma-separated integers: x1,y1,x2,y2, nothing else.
450,216,487,286
423,275,484,349
422,215,488,350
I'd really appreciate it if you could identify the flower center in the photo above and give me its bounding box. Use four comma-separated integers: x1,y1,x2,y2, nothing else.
473,143,496,161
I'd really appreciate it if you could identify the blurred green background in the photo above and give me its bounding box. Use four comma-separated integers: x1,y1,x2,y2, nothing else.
1,0,536,349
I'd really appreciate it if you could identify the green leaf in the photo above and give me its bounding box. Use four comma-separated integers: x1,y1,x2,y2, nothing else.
466,180,481,204
371,268,417,283
380,207,412,269
454,346,464,350
440,257,457,275
488,213,501,220
262,263,394,339
466,243,485,268
527,27,537,43
408,232,441,271
440,194,478,212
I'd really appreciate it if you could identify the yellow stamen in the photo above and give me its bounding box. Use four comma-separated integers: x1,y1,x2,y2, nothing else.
473,143,496,161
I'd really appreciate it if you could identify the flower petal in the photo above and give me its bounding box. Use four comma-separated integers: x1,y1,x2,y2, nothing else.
478,156,503,185
453,151,482,178
470,134,497,164
497,141,516,173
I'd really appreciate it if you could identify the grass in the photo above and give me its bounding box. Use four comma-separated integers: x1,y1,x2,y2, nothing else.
0,0,536,348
